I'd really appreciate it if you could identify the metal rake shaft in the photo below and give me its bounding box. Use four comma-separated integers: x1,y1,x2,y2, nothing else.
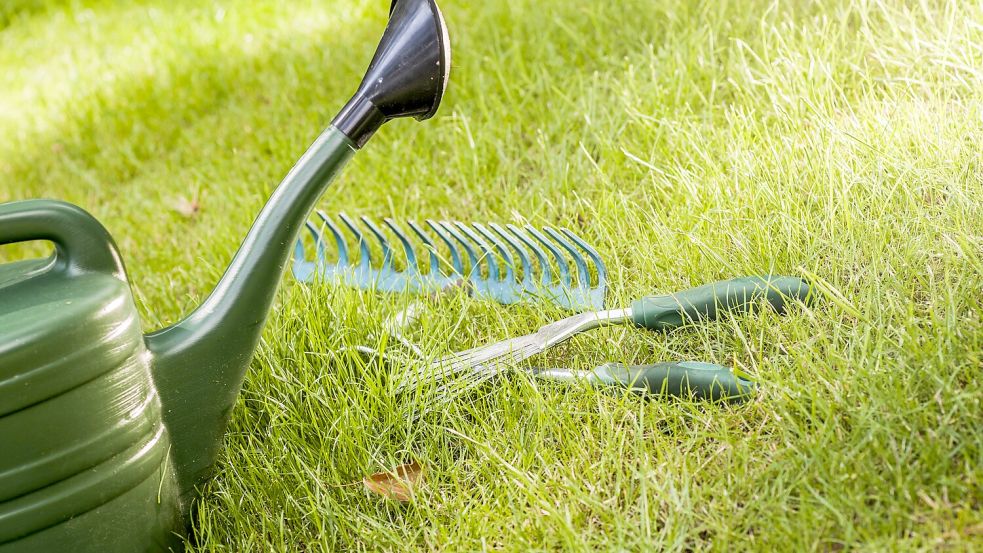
292,211,607,311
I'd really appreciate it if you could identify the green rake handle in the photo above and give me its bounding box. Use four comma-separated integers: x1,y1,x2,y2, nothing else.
533,361,755,402
630,275,812,331
594,361,754,401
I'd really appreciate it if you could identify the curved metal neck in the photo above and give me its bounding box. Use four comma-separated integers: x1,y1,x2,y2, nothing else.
540,307,632,350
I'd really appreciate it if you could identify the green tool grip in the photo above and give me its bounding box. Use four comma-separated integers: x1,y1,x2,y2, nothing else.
630,275,811,331
590,361,755,402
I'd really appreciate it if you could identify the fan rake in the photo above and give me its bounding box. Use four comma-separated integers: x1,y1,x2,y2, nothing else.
292,212,607,311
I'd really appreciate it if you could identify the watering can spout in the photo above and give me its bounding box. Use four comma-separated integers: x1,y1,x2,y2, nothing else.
144,130,358,502
332,0,449,147
144,0,450,504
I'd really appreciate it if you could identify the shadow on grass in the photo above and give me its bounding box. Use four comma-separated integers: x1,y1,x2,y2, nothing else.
0,0,388,317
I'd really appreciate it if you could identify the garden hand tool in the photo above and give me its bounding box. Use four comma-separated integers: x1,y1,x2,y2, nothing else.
528,362,754,402
0,1,450,551
400,276,813,398
373,299,754,402
293,212,607,311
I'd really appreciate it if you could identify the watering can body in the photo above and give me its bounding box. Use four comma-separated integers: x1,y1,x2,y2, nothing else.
0,0,449,550
0,203,182,551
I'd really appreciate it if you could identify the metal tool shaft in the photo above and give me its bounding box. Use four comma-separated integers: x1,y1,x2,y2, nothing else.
399,307,632,390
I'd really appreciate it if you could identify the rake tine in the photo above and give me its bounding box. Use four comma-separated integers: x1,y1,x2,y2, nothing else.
406,336,543,394
384,218,419,276
507,224,552,287
488,222,533,290
293,229,310,265
303,221,325,264
317,210,347,267
291,221,318,281
526,225,571,288
362,215,403,291
386,217,428,293
455,222,500,282
474,222,522,304
425,219,464,276
473,223,516,286
361,217,393,272
407,220,441,279
456,221,514,303
544,226,589,295
560,227,607,308
338,212,373,287
440,221,483,288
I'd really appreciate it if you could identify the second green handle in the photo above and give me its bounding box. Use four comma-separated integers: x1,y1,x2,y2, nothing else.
590,361,755,402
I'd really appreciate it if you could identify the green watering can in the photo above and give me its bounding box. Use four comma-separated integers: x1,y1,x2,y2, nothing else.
0,1,450,550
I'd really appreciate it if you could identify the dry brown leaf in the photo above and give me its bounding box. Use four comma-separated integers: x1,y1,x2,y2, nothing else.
362,461,424,502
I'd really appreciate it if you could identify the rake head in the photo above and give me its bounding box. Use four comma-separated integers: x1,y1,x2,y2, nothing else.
292,211,607,311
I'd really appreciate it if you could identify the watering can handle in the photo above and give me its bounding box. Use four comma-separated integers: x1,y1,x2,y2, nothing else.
0,199,126,276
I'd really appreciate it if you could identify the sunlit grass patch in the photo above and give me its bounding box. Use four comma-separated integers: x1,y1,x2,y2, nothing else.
2,0,980,550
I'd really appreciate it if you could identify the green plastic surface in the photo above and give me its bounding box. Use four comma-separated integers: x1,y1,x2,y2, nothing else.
630,275,812,331
146,128,355,503
1,2,449,548
0,127,355,551
590,361,755,402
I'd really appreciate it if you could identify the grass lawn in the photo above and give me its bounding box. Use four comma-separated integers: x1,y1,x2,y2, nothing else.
2,0,982,550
